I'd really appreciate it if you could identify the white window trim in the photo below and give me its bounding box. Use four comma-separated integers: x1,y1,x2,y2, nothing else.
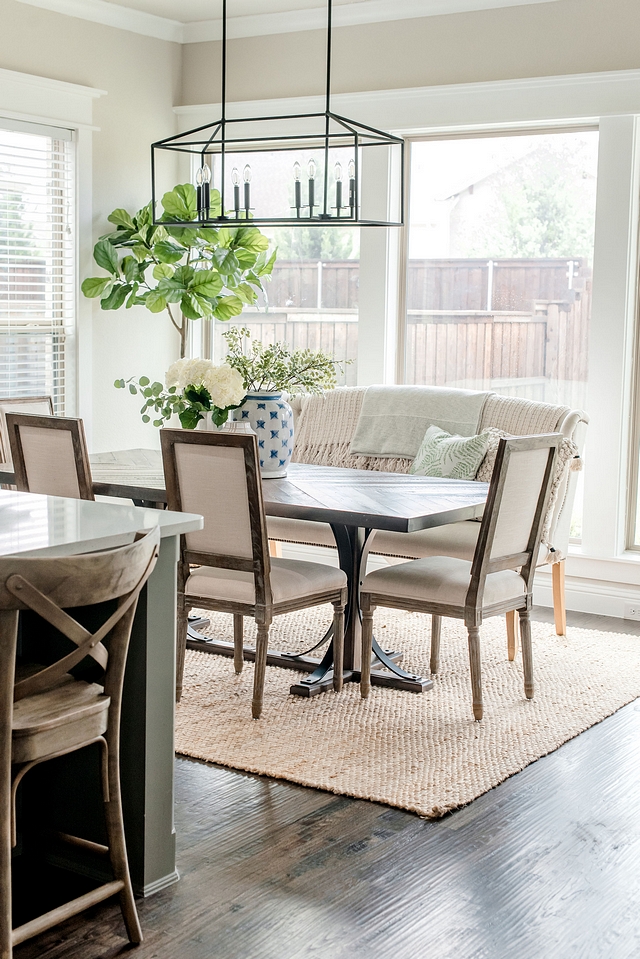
177,70,640,618
0,67,105,442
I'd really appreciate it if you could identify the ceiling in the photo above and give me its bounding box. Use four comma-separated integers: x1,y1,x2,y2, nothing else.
14,0,562,42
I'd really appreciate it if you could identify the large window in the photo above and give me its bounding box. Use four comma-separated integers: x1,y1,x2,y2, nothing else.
214,225,359,385
0,121,75,413
403,131,599,410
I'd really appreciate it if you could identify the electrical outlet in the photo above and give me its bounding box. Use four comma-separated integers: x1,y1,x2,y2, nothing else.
624,604,640,621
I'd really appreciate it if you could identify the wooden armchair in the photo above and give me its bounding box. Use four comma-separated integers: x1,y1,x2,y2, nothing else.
161,429,347,717
6,413,94,500
0,526,160,955
360,434,560,721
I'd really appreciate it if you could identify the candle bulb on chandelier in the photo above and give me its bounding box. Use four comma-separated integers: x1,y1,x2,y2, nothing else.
348,158,356,214
293,161,302,217
232,167,240,217
243,164,252,217
201,162,211,218
308,158,316,216
334,161,343,216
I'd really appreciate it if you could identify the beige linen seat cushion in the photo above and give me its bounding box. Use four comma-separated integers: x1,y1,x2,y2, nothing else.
186,557,347,606
362,555,525,608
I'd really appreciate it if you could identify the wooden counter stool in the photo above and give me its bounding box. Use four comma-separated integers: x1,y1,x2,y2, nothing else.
0,526,160,956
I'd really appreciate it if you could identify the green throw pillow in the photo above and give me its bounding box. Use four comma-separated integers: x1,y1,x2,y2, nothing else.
410,425,491,479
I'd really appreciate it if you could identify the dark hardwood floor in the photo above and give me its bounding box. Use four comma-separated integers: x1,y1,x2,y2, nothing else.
14,609,640,959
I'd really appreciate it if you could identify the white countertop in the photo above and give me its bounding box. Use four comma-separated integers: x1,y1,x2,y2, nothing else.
0,489,203,558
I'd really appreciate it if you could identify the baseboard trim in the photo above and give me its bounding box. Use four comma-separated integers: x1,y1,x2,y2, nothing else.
141,869,180,898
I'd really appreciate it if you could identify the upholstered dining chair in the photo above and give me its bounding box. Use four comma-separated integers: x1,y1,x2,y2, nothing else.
360,434,560,721
160,429,348,718
0,396,53,465
6,413,94,500
0,526,160,956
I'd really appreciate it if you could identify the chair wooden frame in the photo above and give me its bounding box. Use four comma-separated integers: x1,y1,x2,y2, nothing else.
6,413,94,500
0,527,160,956
0,396,54,465
161,429,347,718
361,435,561,721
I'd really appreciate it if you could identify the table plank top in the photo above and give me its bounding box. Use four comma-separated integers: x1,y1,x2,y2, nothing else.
90,449,487,533
2,449,489,533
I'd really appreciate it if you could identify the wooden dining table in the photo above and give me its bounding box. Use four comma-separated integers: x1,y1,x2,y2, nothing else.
0,450,489,698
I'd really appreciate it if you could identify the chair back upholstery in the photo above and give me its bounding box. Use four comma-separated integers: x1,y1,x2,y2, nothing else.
6,413,94,500
161,429,271,606
0,526,159,704
0,396,53,464
467,434,560,610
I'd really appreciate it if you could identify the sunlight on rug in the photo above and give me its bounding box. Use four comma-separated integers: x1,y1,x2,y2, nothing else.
175,607,640,817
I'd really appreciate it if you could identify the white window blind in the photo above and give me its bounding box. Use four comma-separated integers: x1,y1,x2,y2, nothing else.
0,120,75,414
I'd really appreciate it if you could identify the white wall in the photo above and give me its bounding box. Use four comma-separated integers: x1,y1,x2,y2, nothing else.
0,0,181,452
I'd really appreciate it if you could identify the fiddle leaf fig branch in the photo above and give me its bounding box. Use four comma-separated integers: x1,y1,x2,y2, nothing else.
81,184,277,358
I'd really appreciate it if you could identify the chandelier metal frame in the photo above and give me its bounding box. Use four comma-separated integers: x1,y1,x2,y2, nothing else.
150,0,404,227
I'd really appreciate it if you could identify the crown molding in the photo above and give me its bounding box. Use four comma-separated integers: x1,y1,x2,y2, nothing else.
14,0,561,44
13,0,184,42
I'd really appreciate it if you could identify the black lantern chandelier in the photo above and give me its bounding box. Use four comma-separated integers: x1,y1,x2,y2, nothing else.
151,0,404,227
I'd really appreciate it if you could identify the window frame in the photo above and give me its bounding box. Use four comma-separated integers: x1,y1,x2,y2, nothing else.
0,67,103,441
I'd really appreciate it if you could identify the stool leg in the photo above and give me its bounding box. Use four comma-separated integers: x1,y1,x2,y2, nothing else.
0,611,18,959
104,737,142,944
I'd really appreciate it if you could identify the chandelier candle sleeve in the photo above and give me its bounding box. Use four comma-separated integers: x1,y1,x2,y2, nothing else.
243,164,251,216
308,158,316,214
349,159,356,213
232,167,240,215
293,161,302,215
335,162,343,214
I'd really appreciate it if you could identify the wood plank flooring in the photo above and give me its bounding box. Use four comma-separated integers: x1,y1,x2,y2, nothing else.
13,609,640,959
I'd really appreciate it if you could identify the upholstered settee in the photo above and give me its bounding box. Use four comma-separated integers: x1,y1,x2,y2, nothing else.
267,386,588,636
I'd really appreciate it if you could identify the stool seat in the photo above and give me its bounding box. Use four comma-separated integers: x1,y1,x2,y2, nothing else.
12,677,109,764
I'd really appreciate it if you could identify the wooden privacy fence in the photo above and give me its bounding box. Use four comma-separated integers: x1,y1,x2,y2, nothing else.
235,256,592,401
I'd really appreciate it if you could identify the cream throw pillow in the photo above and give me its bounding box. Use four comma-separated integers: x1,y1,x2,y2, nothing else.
410,425,491,479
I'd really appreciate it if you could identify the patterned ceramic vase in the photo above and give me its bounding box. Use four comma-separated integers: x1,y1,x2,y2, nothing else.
234,391,294,478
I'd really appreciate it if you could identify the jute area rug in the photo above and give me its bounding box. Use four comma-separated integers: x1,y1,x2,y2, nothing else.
175,606,640,818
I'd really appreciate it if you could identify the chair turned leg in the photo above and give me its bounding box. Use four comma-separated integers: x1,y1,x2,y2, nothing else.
430,615,442,674
233,614,244,675
252,623,269,719
360,597,374,699
332,600,345,693
467,626,483,721
103,738,143,944
519,608,535,700
175,605,189,703
552,560,567,637
506,609,518,662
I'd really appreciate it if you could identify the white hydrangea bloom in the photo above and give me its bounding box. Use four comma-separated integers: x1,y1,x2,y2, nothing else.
203,364,246,409
165,357,215,390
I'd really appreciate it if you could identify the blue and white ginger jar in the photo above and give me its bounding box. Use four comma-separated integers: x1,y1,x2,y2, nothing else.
235,391,294,478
